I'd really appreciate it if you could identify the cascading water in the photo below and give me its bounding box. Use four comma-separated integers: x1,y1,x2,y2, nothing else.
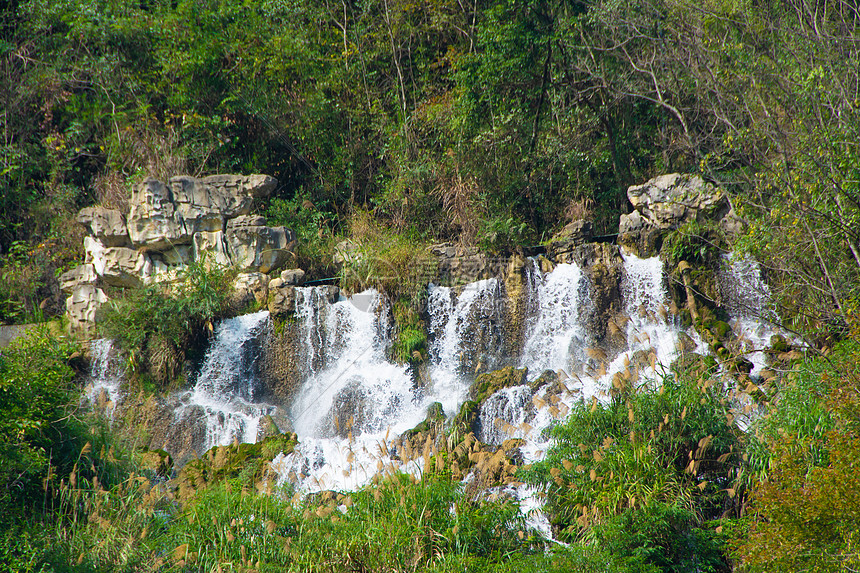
179,310,275,449
85,338,125,419
601,252,701,388
274,288,429,492
518,261,589,383
426,279,505,419
719,253,780,376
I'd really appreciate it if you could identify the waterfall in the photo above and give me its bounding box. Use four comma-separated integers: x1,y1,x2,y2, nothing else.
518,261,589,381
274,288,427,493
426,279,506,420
85,338,124,419
600,252,696,388
719,254,780,376
180,310,275,449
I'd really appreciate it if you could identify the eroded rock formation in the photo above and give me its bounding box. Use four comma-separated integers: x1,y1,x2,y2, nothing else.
64,174,294,333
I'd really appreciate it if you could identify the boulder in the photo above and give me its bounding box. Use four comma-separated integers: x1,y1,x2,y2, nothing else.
268,284,296,318
58,263,98,294
193,230,231,266
226,215,294,273
548,220,593,257
76,206,130,247
66,284,109,332
470,366,528,403
234,272,269,306
626,173,729,230
127,178,185,249
280,268,306,286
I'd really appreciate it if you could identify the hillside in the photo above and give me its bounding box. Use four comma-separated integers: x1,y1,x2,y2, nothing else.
1,0,859,571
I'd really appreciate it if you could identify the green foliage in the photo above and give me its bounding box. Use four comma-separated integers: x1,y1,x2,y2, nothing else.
337,210,437,308
479,216,530,253
392,299,428,364
663,220,726,267
265,192,336,278
736,339,860,572
523,364,741,549
592,505,729,573
0,327,81,516
99,260,237,390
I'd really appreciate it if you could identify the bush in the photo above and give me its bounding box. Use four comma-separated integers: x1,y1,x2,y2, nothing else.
99,260,237,390
523,364,741,556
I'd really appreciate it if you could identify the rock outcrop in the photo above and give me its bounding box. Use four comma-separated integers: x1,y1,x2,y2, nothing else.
64,174,292,333
618,173,740,256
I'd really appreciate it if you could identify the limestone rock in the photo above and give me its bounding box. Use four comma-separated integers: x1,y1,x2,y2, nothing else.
280,268,306,286
268,284,296,318
76,206,130,247
127,178,185,249
627,173,729,230
234,272,270,306
548,220,593,257
66,284,109,332
127,174,279,251
193,230,231,266
226,215,294,273
59,263,98,294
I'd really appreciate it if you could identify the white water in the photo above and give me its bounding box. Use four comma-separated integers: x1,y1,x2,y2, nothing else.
179,310,275,449
84,245,783,540
426,279,504,420
274,288,430,493
719,253,781,376
85,338,124,419
519,262,589,381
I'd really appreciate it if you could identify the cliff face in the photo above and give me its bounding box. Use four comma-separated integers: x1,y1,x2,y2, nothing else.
62,174,294,333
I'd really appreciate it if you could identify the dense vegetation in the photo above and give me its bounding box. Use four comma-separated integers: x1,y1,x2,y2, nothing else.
2,0,860,570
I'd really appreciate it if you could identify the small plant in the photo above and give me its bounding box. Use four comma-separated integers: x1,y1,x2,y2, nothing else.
663,220,726,267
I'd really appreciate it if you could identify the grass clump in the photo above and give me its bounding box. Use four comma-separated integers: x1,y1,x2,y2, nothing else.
522,364,742,571
99,259,238,391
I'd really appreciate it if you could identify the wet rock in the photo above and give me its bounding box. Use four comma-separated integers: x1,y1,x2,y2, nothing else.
470,366,528,403
268,284,296,318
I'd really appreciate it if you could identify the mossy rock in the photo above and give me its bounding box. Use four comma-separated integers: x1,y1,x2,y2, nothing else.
671,353,718,379
403,402,446,439
769,334,790,354
174,433,298,502
451,400,480,438
710,320,731,340
470,366,528,404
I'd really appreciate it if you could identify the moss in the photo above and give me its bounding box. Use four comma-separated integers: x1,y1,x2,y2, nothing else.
470,366,528,404
403,402,446,439
174,433,298,502
711,320,731,340
769,334,790,353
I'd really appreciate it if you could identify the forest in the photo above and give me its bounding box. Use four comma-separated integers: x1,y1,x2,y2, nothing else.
1,0,859,571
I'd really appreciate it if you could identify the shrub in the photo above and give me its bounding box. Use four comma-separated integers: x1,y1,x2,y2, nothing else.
99,260,237,390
